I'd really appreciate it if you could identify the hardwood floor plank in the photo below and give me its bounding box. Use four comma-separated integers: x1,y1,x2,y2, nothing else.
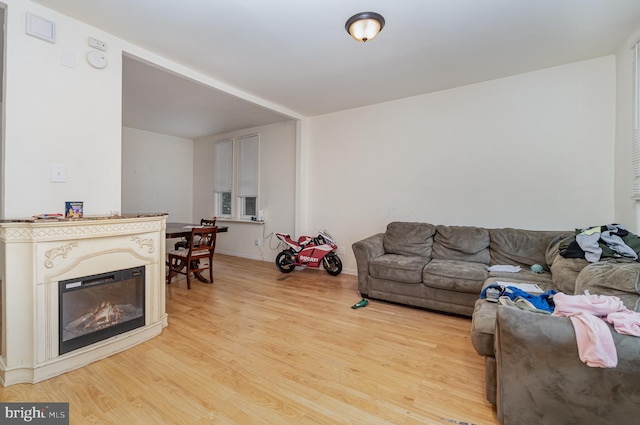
1,254,498,424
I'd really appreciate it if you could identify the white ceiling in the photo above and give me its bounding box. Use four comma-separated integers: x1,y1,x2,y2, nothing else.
31,0,640,139
121,56,293,140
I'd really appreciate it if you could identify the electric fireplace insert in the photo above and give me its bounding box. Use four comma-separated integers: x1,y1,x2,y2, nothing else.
59,266,145,354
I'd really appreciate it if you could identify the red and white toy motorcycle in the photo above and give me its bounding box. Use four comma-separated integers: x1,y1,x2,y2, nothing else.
275,230,342,275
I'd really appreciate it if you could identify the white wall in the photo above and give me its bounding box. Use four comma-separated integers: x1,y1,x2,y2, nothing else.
3,1,124,217
615,27,640,233
194,120,297,260
306,57,616,274
2,1,626,278
2,0,301,220
121,127,193,222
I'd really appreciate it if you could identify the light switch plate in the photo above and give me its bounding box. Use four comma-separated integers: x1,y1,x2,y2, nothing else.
51,163,66,183
61,50,75,69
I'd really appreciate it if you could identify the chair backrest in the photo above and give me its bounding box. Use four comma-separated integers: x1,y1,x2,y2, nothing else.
188,226,217,258
200,218,216,227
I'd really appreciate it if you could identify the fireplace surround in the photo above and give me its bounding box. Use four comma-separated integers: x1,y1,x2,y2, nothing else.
0,214,168,386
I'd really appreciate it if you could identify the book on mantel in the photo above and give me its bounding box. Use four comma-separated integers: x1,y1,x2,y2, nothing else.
65,201,83,219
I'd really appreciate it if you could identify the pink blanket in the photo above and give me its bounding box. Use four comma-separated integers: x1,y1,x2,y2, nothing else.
552,292,640,368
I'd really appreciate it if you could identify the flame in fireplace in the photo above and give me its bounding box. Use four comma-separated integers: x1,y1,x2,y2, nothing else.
72,301,124,332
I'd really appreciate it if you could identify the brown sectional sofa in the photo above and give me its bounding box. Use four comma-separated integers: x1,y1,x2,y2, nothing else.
352,221,563,316
352,221,640,425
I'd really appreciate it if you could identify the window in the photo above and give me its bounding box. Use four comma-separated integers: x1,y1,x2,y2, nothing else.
213,139,233,217
212,135,260,219
243,196,257,217
220,191,232,215
238,135,259,218
634,41,640,198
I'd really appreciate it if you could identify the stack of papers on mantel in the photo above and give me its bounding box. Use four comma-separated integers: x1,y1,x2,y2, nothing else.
488,265,521,273
495,281,544,293
32,213,64,219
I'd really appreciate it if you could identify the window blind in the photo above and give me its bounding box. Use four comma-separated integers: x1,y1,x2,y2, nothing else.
213,139,233,192
238,134,259,197
634,42,640,197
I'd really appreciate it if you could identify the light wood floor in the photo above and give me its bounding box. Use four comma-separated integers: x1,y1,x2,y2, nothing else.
1,254,499,425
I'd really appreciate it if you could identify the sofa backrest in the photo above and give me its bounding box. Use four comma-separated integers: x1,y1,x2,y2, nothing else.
383,222,436,257
490,228,567,268
381,222,569,269
432,225,491,264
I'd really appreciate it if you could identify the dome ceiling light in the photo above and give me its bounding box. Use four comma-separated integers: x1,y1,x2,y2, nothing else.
345,12,385,43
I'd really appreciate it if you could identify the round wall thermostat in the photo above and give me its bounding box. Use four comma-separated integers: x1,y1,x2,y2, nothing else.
87,50,107,69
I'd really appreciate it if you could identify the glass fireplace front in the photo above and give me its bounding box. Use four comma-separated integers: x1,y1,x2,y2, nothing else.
59,266,145,355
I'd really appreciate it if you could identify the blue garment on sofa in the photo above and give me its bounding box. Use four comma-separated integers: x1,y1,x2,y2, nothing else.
480,283,556,313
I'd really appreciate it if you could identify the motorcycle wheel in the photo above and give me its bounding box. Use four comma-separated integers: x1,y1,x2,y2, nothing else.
323,252,342,276
275,251,296,273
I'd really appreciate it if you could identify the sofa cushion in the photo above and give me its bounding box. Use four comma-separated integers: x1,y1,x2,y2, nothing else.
423,259,488,293
369,254,429,284
471,298,498,357
490,228,567,268
432,225,491,264
546,236,589,294
575,260,640,312
383,222,436,257
549,255,589,294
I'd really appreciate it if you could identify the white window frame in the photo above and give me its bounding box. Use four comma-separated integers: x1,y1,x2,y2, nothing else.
634,41,640,198
212,135,260,220
241,195,258,217
217,190,232,216
213,139,233,218
237,134,260,219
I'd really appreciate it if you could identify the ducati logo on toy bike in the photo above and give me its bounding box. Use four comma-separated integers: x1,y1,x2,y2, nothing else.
299,255,319,263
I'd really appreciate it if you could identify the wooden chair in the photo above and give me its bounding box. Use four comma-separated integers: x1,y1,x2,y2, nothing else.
167,226,218,289
191,218,216,246
174,218,217,250
200,218,216,227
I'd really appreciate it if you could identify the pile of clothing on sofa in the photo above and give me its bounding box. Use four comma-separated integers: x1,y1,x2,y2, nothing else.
480,283,555,314
559,223,640,262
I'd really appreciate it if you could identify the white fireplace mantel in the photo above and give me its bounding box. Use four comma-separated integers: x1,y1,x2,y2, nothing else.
0,214,168,386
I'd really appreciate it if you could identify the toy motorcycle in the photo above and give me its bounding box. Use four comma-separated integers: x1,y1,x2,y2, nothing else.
275,230,342,275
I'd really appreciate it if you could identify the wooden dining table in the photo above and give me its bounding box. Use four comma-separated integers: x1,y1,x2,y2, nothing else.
165,222,228,283
165,222,228,239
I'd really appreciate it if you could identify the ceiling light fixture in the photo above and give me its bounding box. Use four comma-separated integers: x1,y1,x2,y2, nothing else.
345,12,385,43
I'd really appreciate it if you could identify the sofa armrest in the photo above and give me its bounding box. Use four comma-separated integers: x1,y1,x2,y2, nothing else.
352,233,385,295
495,305,640,425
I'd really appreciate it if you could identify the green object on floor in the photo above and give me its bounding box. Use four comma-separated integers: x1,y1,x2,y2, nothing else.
351,298,369,309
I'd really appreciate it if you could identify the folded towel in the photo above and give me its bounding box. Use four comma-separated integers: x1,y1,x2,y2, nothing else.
488,265,521,273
